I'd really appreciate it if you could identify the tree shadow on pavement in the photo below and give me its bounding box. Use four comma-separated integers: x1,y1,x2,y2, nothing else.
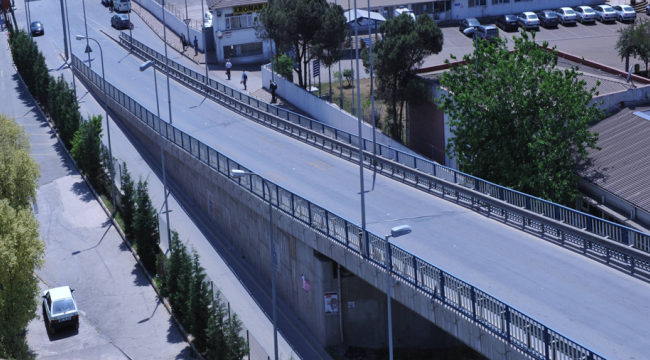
131,262,153,287
70,180,97,203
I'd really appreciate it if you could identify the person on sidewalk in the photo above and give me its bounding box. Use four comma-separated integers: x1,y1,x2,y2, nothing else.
193,36,198,56
270,80,278,103
225,59,232,80
181,33,187,51
241,70,248,90
109,0,113,12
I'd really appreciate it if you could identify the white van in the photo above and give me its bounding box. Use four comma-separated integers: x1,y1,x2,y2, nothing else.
393,6,415,21
114,0,131,13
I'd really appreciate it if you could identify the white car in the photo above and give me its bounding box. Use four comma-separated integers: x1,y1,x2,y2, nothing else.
517,12,540,31
594,5,617,23
393,6,416,21
204,11,212,27
555,7,577,25
612,5,636,23
42,286,80,335
574,6,597,24
647,4,650,15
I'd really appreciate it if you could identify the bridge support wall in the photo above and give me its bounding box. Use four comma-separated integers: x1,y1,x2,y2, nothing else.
80,71,530,360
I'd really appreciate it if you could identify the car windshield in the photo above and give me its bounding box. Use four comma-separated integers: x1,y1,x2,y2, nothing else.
486,29,498,35
622,6,634,11
505,15,516,21
31,22,41,26
545,12,557,18
468,19,479,26
52,298,75,316
119,15,129,20
603,6,614,12
564,9,575,15
527,14,538,20
584,8,594,14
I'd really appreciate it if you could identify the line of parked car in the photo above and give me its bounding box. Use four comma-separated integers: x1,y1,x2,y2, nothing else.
459,4,639,40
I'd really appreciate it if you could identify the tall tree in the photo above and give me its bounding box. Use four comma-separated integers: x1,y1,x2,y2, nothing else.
0,114,41,210
437,32,602,204
616,19,641,72
361,13,443,141
226,313,249,360
167,231,192,329
70,114,103,183
256,0,347,89
0,199,45,359
120,162,136,236
205,292,228,360
188,250,211,353
311,3,348,99
133,179,159,274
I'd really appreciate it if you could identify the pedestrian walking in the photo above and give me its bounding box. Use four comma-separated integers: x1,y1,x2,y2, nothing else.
270,80,278,103
225,59,232,80
181,33,187,51
241,70,248,90
193,36,198,56
109,0,114,12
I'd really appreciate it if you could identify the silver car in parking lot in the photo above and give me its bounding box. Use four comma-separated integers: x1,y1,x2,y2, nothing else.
555,7,577,25
574,6,597,24
594,5,617,23
613,5,637,23
517,12,540,30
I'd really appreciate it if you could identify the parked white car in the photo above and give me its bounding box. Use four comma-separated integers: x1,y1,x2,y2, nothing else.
594,5,617,23
114,0,131,13
555,7,577,25
204,11,212,27
574,6,596,24
612,5,636,23
516,12,540,31
393,6,416,21
42,286,80,335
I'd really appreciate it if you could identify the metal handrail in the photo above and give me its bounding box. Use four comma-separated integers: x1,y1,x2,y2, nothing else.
73,53,608,360
118,33,650,269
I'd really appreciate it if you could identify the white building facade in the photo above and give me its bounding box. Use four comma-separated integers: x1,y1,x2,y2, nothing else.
207,0,272,65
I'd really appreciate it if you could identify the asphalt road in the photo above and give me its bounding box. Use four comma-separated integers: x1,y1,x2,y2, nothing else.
11,2,650,360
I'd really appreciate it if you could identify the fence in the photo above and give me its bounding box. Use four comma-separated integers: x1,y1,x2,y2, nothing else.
118,33,650,271
131,0,205,51
73,52,609,360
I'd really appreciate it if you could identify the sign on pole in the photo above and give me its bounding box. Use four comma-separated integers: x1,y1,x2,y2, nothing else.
184,18,191,25
312,59,320,78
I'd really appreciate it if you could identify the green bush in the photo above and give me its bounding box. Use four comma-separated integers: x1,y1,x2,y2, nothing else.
274,54,294,82
70,115,103,182
120,162,136,235
343,68,354,87
133,179,159,274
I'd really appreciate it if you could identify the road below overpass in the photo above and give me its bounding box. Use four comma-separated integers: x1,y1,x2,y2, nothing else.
13,1,650,358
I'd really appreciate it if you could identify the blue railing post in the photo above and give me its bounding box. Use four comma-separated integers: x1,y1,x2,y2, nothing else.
433,164,437,177
543,327,550,360
291,193,295,217
345,221,350,247
365,232,370,259
499,187,504,201
454,171,457,184
413,257,418,287
308,202,312,226
504,306,511,341
555,205,560,220
622,228,629,245
325,211,330,236
587,217,593,232
439,273,446,302
526,196,531,210
470,287,477,320
387,244,393,272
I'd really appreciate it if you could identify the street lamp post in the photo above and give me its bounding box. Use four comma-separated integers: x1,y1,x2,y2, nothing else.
384,225,412,360
82,0,91,68
63,0,76,95
161,0,173,124
230,169,278,360
140,60,172,252
76,35,116,213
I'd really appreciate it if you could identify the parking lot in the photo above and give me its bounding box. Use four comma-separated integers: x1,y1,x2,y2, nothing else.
424,12,650,71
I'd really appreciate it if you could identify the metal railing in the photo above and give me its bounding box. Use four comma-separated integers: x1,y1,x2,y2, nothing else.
118,32,650,273
73,53,608,360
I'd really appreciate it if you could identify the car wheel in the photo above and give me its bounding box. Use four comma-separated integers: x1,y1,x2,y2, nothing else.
48,322,56,335
75,323,80,330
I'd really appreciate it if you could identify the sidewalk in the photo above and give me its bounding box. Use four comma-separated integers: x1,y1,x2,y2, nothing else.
0,27,191,360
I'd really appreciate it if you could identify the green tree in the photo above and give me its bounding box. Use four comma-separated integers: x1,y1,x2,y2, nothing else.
188,250,211,353
631,18,650,74
167,231,192,328
437,32,602,204
311,3,348,98
70,114,103,183
164,230,183,298
256,0,347,89
0,199,45,359
226,313,249,360
616,19,641,72
274,53,295,82
205,292,228,360
133,179,159,274
343,68,354,87
361,13,443,141
0,114,41,210
120,162,137,235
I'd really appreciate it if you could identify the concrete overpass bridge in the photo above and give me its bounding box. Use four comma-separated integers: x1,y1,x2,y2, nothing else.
20,0,650,356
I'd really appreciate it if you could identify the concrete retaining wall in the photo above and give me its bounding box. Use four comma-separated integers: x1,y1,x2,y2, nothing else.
261,65,416,155
78,68,529,360
133,0,205,51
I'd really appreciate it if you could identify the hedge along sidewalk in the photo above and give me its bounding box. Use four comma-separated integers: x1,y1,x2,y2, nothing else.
8,51,204,360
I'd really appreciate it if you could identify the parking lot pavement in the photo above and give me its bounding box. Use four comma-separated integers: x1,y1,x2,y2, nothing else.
424,14,650,71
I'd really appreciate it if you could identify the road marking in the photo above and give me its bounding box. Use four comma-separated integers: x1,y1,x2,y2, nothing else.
1,70,3,77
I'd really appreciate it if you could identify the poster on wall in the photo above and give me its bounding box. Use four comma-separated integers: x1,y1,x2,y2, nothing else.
301,274,311,292
324,292,338,315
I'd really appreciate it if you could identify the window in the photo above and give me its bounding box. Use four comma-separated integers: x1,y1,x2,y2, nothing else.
223,42,264,59
469,0,486,6
52,299,76,316
225,14,255,29
492,0,509,4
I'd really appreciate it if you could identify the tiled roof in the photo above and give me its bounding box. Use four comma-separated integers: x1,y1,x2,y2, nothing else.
577,107,650,213
207,0,267,10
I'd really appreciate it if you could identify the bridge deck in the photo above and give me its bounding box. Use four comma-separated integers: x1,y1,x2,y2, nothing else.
67,20,649,360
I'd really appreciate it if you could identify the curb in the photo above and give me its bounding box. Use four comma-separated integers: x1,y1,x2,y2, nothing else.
9,47,203,360
131,3,202,65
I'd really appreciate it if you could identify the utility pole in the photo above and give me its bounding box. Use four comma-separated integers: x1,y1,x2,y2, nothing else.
82,0,91,68
59,0,68,59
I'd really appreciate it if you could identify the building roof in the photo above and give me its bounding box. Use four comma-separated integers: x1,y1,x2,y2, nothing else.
330,0,432,11
576,107,650,213
345,9,386,23
207,0,267,11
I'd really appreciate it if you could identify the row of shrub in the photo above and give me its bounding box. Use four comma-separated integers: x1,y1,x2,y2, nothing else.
9,26,248,360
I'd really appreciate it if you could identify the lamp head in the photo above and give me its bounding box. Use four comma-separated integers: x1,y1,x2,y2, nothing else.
140,61,154,72
230,169,248,178
390,225,412,238
76,35,85,40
